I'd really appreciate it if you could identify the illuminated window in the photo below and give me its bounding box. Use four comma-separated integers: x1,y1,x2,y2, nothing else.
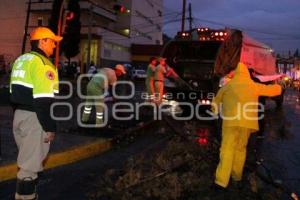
104,42,129,53
38,17,43,26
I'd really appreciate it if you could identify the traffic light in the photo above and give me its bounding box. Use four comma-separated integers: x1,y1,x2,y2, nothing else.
113,4,129,13
65,11,74,21
62,0,81,59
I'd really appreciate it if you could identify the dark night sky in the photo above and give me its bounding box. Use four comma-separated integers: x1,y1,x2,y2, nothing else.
163,0,300,55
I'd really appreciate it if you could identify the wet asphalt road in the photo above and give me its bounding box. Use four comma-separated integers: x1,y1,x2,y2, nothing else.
257,89,300,198
1,85,300,199
0,133,169,200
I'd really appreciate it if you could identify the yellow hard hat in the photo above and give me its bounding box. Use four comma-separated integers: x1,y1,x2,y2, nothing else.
30,27,63,42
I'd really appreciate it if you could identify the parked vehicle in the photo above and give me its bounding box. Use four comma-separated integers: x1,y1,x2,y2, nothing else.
131,69,147,79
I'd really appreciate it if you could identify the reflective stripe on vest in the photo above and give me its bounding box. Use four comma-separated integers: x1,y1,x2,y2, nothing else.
10,52,59,98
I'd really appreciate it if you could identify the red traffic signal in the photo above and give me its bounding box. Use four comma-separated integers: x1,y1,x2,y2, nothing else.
113,4,127,13
66,11,74,21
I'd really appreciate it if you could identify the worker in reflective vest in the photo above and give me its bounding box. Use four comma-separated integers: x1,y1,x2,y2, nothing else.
81,64,126,126
10,27,62,200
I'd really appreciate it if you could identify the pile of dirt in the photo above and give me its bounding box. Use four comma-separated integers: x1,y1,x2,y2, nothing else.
86,122,283,200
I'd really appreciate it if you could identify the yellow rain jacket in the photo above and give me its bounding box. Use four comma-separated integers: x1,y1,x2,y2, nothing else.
212,62,282,188
213,62,282,131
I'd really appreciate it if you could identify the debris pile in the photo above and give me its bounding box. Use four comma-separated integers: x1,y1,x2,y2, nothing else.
86,122,283,200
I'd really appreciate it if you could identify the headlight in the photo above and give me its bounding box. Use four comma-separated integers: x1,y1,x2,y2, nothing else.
198,99,211,105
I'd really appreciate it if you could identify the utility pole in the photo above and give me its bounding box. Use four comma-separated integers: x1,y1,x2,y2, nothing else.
181,0,186,32
22,0,32,54
86,4,93,72
188,3,192,31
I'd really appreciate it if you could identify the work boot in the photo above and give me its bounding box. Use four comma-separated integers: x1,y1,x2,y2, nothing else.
15,178,38,200
209,184,228,200
231,180,244,190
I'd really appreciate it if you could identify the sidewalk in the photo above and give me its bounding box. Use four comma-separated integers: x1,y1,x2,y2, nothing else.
0,79,148,182
0,106,112,182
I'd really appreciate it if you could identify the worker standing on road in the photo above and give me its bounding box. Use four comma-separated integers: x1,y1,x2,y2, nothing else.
211,62,282,193
154,57,178,105
10,27,62,200
145,57,158,101
81,64,126,126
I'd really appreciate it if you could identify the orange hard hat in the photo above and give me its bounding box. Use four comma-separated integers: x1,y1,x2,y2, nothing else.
115,64,126,74
30,27,63,42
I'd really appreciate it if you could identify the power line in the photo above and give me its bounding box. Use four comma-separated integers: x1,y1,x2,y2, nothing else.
147,0,181,15
135,19,182,35
84,10,180,40
131,13,181,30
103,20,182,41
130,12,180,29
91,15,182,37
131,11,179,19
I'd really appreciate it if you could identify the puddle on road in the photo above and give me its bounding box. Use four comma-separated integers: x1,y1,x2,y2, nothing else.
264,108,292,141
257,89,300,196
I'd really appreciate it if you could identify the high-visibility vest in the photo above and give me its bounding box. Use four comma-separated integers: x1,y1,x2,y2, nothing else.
10,51,58,101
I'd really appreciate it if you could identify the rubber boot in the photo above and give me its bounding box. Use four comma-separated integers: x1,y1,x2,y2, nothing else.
15,178,38,200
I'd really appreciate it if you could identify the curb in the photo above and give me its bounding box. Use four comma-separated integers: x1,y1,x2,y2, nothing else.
0,138,112,182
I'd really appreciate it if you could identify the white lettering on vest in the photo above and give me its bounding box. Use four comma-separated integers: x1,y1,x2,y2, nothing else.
12,70,26,78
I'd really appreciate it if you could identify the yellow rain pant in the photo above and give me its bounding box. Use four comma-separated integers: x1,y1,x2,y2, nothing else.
213,62,282,188
215,126,251,188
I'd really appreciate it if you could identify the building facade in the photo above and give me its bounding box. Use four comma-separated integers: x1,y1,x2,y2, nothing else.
0,0,163,71
277,56,300,79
